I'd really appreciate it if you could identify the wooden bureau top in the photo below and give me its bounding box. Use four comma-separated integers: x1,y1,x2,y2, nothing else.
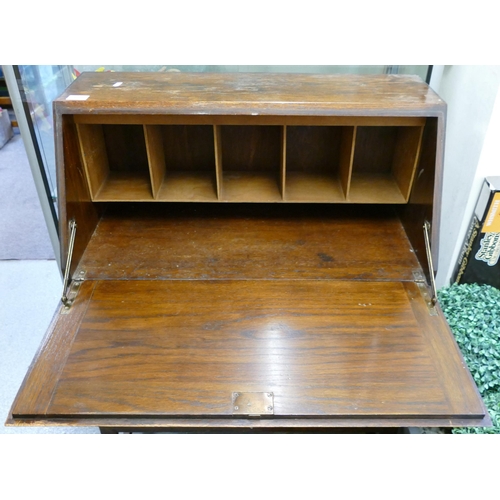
54,72,445,117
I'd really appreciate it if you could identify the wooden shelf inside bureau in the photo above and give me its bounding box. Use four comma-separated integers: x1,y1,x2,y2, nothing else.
76,121,423,204
76,204,421,281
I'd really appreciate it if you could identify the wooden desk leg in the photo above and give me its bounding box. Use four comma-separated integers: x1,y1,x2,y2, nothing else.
99,427,119,434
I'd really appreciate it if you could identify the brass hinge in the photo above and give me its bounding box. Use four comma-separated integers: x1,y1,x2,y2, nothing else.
60,219,84,313
60,273,86,314
413,270,438,316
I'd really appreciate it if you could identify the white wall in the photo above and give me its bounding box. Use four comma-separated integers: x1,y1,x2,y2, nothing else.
432,65,500,288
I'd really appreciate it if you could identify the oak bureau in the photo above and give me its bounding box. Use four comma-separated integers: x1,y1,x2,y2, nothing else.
7,72,489,432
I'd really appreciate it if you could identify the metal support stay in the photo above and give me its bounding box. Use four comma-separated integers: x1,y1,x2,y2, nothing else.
423,221,438,307
61,219,79,308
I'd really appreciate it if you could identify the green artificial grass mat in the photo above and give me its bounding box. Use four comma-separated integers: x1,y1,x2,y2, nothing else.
438,283,500,434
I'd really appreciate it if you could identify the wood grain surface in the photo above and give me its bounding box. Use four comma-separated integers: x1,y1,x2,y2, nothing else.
55,73,445,117
72,114,427,127
76,204,420,281
144,125,166,198
398,117,440,276
58,116,101,276
30,280,483,419
6,414,491,429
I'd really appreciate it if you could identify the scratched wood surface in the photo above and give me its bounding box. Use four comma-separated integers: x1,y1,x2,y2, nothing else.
27,280,482,419
54,73,445,117
76,204,420,281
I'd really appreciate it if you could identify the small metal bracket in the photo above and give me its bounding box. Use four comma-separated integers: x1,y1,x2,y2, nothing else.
61,219,79,310
60,271,86,314
413,271,438,316
232,392,274,416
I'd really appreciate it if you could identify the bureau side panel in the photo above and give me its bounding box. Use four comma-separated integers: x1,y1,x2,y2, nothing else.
55,111,102,277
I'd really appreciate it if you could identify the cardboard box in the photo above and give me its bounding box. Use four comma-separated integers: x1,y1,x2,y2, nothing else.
453,176,500,288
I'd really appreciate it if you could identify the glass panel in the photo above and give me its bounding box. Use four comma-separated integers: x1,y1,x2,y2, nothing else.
16,65,75,215
73,65,430,80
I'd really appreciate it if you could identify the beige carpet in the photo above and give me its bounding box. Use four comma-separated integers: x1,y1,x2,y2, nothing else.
0,134,55,260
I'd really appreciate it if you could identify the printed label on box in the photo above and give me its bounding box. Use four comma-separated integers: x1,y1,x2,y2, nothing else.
475,232,500,266
482,192,500,233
